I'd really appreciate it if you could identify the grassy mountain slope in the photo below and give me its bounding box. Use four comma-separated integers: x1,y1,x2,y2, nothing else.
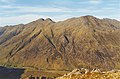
0,15,120,70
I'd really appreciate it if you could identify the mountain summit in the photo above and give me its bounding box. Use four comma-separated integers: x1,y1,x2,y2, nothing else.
0,15,120,70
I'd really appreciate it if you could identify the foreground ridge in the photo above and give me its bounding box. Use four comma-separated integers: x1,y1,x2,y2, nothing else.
56,68,120,79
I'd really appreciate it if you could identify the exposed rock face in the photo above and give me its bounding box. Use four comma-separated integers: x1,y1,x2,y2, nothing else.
65,68,89,76
91,68,101,73
0,15,120,70
56,68,120,79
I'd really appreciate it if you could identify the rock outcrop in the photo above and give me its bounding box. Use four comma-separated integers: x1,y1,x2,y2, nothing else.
56,68,120,79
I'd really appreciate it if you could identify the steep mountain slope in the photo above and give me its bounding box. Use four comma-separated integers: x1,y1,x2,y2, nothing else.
0,15,120,70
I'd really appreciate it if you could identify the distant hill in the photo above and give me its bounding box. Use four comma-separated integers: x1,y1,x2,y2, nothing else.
0,15,120,70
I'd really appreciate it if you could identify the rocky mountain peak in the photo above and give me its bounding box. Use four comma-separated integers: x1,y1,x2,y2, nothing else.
81,15,98,20
37,18,45,21
45,18,55,23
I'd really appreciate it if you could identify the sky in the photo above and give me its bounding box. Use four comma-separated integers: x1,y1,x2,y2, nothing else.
0,0,120,26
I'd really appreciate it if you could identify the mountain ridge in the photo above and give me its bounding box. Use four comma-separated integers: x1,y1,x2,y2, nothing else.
0,15,120,71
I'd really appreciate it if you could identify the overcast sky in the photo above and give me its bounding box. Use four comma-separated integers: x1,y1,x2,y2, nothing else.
0,0,120,26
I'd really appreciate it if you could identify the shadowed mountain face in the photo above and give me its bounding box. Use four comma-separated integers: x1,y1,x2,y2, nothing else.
0,15,120,70
0,66,24,79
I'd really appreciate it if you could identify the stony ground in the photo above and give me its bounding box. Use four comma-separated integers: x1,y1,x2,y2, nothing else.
20,69,69,79
56,69,120,79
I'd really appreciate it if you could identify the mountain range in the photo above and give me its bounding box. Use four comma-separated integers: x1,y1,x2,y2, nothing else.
0,15,120,71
